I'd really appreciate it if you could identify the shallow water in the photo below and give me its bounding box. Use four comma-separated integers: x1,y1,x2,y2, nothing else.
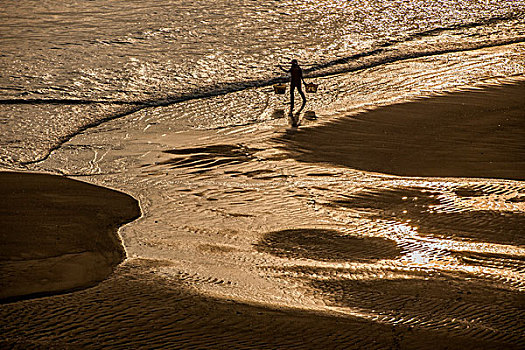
1,1,525,347
1,0,525,164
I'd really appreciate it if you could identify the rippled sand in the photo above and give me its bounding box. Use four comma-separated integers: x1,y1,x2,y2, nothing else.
1,81,524,349
2,0,525,347
1,261,520,350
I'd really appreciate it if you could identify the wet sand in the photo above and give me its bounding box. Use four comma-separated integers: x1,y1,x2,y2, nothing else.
277,81,525,180
1,82,525,349
1,261,519,350
0,172,140,301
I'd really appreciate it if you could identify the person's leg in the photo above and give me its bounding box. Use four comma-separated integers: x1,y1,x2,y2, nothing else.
289,85,295,115
298,85,306,113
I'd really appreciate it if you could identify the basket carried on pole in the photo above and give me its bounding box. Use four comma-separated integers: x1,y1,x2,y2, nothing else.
305,83,318,93
273,84,287,94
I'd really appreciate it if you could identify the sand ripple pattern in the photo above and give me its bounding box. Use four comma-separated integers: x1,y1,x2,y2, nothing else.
254,180,525,346
129,130,525,347
4,51,524,348
22,106,525,347
1,262,522,350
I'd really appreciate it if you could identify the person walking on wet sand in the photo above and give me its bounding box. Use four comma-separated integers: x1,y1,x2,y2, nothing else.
279,59,307,118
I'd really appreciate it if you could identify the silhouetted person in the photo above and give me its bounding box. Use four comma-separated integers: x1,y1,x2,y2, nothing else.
279,59,306,121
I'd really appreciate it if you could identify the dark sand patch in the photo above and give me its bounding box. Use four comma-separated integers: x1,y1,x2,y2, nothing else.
256,228,402,262
151,144,262,174
1,262,520,349
0,172,140,301
276,82,525,180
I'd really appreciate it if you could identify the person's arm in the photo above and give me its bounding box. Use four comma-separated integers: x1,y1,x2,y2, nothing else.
278,65,289,73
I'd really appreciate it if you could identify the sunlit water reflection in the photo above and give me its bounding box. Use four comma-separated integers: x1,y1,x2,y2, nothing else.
1,0,525,346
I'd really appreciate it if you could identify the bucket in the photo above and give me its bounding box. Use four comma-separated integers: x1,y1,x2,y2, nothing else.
304,111,316,120
305,83,318,93
273,83,287,94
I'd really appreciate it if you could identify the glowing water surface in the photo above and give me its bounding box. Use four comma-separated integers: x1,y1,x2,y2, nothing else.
1,0,524,345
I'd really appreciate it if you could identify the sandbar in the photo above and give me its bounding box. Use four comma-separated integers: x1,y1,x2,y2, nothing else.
0,171,140,301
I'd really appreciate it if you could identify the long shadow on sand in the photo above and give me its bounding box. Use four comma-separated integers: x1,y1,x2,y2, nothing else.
256,228,402,262
275,82,525,180
2,263,522,349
